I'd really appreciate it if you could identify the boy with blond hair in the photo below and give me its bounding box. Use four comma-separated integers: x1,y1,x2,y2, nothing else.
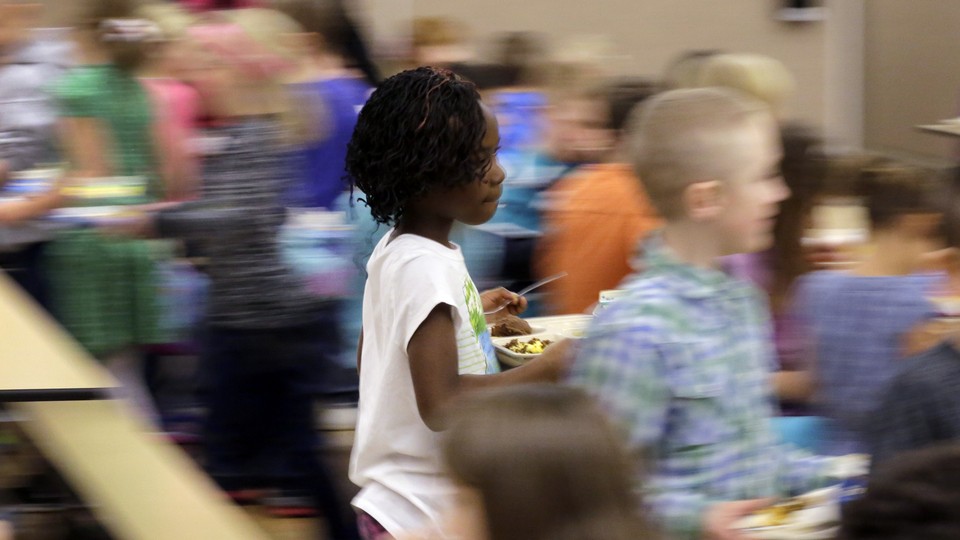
568,88,828,539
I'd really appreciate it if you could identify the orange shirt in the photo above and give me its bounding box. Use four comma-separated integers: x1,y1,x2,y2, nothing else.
535,163,662,314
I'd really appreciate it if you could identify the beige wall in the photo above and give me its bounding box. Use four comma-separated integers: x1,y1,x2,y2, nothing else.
865,0,960,163
362,0,828,127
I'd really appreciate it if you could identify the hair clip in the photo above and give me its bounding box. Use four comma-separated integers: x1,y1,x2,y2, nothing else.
99,18,162,43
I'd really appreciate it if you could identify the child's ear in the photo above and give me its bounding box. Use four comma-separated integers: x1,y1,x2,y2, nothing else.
682,180,723,221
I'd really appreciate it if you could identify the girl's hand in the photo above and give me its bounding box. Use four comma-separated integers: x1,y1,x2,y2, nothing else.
481,287,527,320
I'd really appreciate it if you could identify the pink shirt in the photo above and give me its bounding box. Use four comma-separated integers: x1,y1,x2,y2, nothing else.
141,77,200,200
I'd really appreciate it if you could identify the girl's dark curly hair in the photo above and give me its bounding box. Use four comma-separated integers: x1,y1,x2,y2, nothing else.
345,67,490,225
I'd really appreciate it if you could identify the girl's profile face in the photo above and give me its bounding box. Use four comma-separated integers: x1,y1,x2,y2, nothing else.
438,104,506,226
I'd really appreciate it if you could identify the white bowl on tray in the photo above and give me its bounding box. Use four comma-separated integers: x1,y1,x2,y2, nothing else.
493,333,564,367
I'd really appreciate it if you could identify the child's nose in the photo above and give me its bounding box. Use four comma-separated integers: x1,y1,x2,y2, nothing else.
772,176,790,203
490,162,506,186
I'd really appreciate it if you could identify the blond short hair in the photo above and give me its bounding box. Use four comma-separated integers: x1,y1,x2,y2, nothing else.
696,53,795,117
628,87,771,220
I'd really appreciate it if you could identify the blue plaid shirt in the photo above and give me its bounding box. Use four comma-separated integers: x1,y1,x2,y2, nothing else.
567,234,828,539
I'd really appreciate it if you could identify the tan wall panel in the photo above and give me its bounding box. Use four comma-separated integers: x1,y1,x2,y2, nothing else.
865,0,960,162
393,0,827,127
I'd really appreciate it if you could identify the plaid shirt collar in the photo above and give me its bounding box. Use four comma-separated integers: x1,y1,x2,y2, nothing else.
640,232,751,300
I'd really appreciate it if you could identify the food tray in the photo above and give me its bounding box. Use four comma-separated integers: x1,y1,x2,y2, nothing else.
735,487,840,540
493,333,562,367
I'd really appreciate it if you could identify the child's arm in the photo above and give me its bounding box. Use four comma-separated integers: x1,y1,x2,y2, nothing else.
0,116,103,223
408,304,568,431
772,370,815,403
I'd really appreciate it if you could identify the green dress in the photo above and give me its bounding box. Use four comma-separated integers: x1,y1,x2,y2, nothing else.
47,65,168,358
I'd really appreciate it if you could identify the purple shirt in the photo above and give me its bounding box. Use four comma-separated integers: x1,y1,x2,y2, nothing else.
792,271,938,455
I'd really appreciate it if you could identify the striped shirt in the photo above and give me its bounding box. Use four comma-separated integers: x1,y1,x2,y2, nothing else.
567,234,827,539
157,118,324,328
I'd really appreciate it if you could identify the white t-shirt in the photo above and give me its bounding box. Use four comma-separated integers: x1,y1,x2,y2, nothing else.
349,232,499,535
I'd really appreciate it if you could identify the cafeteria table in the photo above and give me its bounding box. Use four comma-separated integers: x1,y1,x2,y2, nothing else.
0,273,270,540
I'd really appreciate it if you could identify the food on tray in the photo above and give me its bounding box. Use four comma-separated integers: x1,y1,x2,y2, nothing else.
752,497,808,528
734,487,842,538
490,315,533,337
504,337,551,355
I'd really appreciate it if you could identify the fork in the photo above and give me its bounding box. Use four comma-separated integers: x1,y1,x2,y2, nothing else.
484,272,568,315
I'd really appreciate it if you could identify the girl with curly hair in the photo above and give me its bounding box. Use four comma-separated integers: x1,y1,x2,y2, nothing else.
346,67,569,539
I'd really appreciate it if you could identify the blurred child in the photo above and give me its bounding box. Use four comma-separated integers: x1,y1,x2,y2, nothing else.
536,78,662,314
0,0,71,305
45,0,171,418
125,9,359,538
273,0,380,87
137,2,200,202
273,0,372,210
483,48,617,300
729,127,828,418
489,36,618,232
689,54,827,440
410,17,472,72
839,444,960,540
402,385,655,540
792,162,944,456
567,88,828,540
346,67,569,538
661,49,722,89
866,174,960,468
697,53,797,120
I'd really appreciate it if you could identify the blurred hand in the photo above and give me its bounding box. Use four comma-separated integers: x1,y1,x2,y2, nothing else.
904,318,960,357
97,203,178,238
481,287,527,319
0,198,37,224
97,212,156,238
534,338,575,381
703,499,773,540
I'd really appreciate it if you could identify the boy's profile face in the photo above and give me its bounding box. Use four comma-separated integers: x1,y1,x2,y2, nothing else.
713,113,790,255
